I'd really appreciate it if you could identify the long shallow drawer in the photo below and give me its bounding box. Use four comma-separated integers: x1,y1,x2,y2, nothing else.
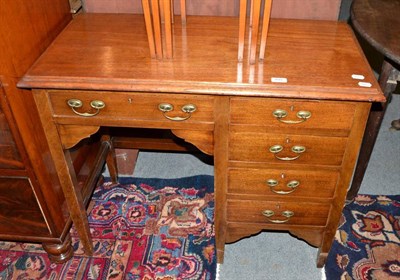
228,168,338,198
230,97,356,135
229,129,348,166
227,199,330,226
48,90,214,126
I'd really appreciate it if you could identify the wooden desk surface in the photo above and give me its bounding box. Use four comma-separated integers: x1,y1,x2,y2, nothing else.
19,13,383,102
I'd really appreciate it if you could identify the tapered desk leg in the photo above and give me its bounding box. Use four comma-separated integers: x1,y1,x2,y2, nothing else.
346,59,398,201
32,90,93,256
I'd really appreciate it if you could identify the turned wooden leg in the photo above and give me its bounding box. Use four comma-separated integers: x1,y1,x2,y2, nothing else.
43,233,74,263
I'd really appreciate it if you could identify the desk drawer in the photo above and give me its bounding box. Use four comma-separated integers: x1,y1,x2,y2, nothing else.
48,90,214,125
228,168,338,198
230,97,356,135
229,128,348,166
227,199,330,226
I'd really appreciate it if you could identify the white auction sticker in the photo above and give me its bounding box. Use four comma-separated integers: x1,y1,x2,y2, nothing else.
358,81,372,88
351,74,365,80
271,77,288,83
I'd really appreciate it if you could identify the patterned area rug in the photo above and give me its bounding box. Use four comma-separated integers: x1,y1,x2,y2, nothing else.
0,176,216,280
325,195,400,279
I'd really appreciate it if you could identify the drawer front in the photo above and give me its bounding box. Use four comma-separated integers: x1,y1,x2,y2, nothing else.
228,168,338,198
230,97,356,134
48,90,214,125
227,199,330,226
229,129,347,166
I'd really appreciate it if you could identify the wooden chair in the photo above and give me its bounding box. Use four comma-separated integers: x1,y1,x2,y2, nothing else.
142,0,187,59
238,0,273,64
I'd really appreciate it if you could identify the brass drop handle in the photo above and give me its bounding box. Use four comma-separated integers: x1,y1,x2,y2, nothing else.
262,210,294,224
273,109,311,124
269,145,306,161
158,103,197,121
67,99,105,117
266,179,300,195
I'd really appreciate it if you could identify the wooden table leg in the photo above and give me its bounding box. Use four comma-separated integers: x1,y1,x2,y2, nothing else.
389,68,400,130
346,58,398,201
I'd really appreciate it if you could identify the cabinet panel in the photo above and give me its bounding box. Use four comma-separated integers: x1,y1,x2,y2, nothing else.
0,97,23,169
0,177,50,237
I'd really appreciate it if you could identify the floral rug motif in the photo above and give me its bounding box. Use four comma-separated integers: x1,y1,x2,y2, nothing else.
0,176,216,280
325,195,400,280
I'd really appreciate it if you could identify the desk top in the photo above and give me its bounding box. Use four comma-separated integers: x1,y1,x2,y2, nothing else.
19,14,384,102
351,0,400,66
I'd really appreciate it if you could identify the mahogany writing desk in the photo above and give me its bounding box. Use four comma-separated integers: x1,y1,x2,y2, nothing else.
19,14,384,266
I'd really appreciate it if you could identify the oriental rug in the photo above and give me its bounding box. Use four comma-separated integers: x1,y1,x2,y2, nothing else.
0,175,216,280
325,194,400,280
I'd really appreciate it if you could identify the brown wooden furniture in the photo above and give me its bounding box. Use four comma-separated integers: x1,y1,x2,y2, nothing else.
19,13,384,266
346,0,400,201
0,0,109,263
0,0,74,262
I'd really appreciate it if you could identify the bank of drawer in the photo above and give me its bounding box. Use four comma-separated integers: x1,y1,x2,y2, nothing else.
229,129,348,166
228,168,338,198
230,97,355,133
227,199,330,226
48,90,214,124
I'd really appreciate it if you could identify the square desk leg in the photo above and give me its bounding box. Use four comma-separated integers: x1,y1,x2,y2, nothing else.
32,90,94,255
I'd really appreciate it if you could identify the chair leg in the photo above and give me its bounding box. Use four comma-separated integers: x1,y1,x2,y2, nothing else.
101,135,118,183
180,0,186,25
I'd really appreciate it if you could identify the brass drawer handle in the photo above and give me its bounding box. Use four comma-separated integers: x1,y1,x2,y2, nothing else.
158,103,197,121
269,145,306,161
273,109,311,124
266,179,300,195
262,210,294,224
67,99,105,117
